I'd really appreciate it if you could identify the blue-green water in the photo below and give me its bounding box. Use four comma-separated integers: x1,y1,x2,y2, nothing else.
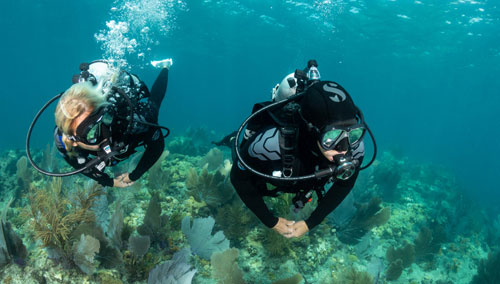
1,0,499,283
2,0,499,204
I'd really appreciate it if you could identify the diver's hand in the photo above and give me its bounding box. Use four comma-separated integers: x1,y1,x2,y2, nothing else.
113,173,134,188
272,217,295,238
289,221,309,238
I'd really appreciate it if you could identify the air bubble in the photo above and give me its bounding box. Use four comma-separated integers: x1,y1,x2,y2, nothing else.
95,0,186,67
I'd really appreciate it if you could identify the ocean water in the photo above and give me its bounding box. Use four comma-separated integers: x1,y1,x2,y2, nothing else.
1,0,499,283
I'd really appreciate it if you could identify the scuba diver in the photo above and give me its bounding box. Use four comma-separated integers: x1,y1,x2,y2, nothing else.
216,60,376,238
27,58,173,187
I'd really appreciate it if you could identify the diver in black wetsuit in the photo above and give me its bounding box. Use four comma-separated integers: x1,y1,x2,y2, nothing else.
221,61,374,238
53,59,172,187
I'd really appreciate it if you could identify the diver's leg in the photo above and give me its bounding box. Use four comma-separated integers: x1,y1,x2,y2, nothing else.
150,68,169,110
213,131,238,147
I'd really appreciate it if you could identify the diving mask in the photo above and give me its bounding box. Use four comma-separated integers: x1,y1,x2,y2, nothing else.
67,107,112,145
320,124,364,151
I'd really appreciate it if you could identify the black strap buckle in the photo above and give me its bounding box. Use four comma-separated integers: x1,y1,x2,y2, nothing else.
283,167,293,178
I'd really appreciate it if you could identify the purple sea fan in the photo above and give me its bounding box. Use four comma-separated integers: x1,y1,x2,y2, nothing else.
148,248,196,284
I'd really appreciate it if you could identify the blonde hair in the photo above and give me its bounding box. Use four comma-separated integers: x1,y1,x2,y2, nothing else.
55,82,109,152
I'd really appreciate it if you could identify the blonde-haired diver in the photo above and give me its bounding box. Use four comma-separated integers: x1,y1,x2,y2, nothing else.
53,58,172,187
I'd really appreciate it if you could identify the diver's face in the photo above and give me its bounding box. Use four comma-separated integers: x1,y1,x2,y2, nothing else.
317,141,346,162
68,110,102,151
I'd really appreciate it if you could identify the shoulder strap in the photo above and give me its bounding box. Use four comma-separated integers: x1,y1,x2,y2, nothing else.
277,102,302,177
279,126,298,177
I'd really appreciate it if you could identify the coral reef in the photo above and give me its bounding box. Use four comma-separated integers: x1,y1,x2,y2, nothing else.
271,273,303,284
0,200,27,267
471,250,500,284
386,241,415,268
337,197,391,244
370,152,403,201
123,235,154,282
215,199,257,243
41,143,59,173
366,257,384,283
413,225,444,262
384,241,415,281
385,259,404,281
0,146,492,284
128,235,151,258
146,150,171,191
185,126,218,155
106,201,124,249
486,214,500,248
199,147,224,171
259,228,291,258
181,216,229,260
137,192,170,248
211,248,245,284
123,250,158,282
70,221,123,270
167,127,222,157
26,178,103,264
328,191,356,228
185,167,234,210
334,267,373,284
211,248,303,284
265,191,316,222
167,136,197,156
148,248,196,284
15,156,32,203
72,234,100,275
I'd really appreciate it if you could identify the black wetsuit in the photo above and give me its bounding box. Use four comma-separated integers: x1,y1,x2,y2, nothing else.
55,68,169,186
230,126,365,230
